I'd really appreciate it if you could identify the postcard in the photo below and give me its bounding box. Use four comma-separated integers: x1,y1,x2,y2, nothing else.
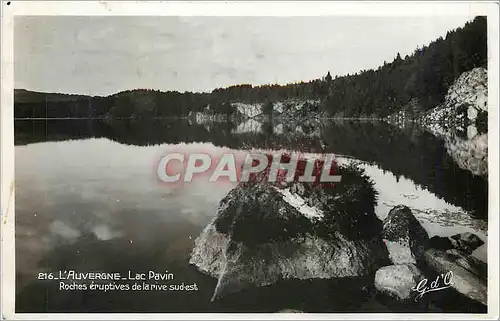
1,1,498,319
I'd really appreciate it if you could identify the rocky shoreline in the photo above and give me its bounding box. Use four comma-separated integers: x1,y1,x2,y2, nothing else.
190,163,389,302
189,159,487,312
189,65,489,310
386,67,488,178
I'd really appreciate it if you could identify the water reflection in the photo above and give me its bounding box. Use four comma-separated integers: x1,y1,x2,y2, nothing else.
338,158,487,261
15,119,488,217
14,119,488,312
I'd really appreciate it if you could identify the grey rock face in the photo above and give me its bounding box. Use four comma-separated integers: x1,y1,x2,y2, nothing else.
422,68,488,177
374,264,424,301
444,249,487,281
190,165,389,301
382,205,429,265
424,248,487,306
444,67,488,113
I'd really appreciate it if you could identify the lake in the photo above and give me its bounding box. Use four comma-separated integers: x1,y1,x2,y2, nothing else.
14,118,488,312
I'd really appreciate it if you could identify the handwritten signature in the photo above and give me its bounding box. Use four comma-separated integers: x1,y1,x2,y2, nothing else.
411,271,454,301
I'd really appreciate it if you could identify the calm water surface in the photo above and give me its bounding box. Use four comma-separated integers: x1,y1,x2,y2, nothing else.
14,119,488,312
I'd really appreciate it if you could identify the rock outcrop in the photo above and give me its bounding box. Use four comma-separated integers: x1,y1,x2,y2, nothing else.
424,248,487,306
232,102,263,118
376,207,487,308
443,67,488,115
422,67,488,176
445,249,487,280
426,232,486,284
423,67,487,133
190,164,390,301
428,232,485,255
382,205,429,265
374,206,488,310
229,99,322,120
374,264,424,301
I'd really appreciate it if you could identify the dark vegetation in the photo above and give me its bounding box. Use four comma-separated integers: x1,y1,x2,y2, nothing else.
214,163,380,246
323,16,487,117
15,17,486,119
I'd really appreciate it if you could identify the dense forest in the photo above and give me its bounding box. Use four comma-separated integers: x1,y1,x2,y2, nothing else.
323,16,487,117
14,16,486,119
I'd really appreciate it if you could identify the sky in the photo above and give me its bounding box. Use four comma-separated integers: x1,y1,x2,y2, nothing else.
15,16,474,96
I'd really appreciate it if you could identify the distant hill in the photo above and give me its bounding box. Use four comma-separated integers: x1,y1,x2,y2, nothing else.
14,89,96,104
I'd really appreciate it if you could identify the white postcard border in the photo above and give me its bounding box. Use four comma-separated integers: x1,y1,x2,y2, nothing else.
1,1,498,320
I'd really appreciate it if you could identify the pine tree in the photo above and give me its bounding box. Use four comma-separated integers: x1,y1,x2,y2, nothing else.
325,71,333,83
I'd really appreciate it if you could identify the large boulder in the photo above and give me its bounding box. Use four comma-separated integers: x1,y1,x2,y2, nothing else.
382,205,429,265
190,164,390,300
445,249,487,281
424,248,487,306
374,264,424,301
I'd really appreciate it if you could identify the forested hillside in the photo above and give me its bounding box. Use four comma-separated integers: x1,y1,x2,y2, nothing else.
321,16,487,117
14,17,486,119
